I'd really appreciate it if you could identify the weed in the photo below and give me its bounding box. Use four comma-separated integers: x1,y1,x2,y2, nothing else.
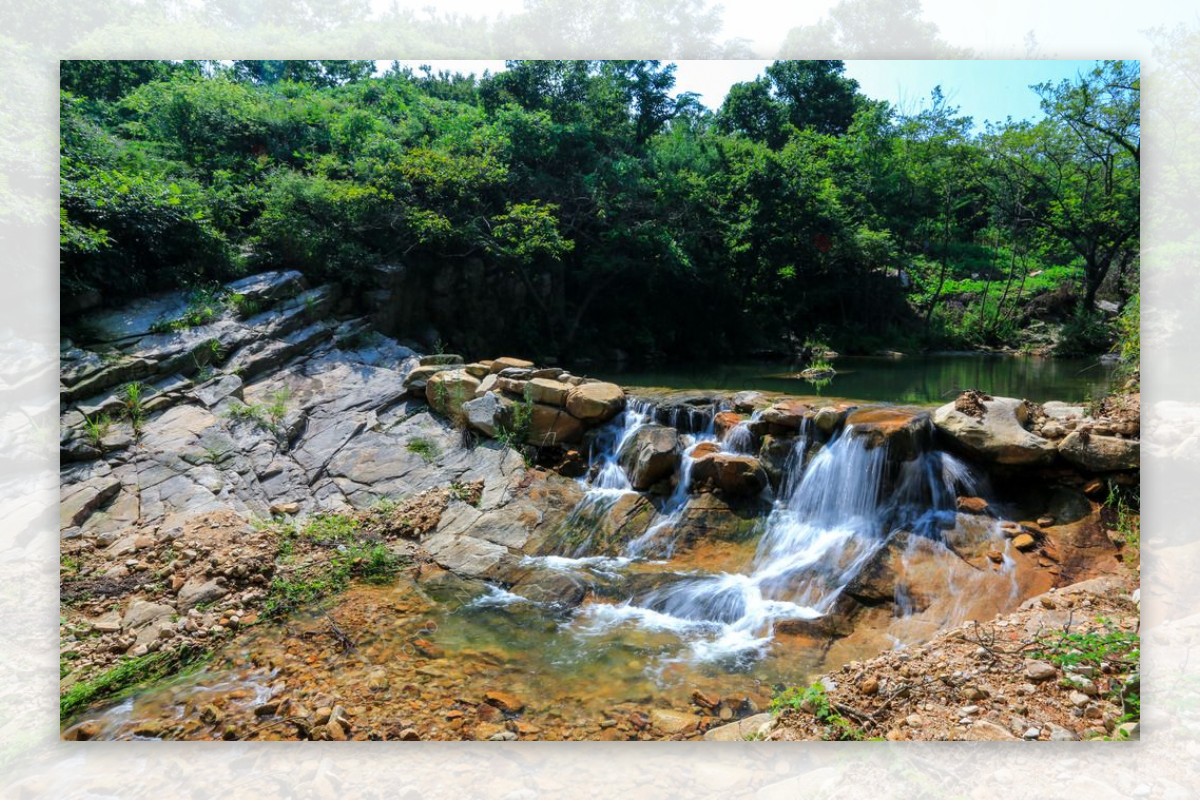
804,356,835,374
225,390,289,434
81,414,111,450
120,381,147,433
1106,483,1140,555
406,436,440,462
149,286,227,333
266,388,291,425
60,645,210,721
301,513,360,545
495,389,535,463
770,682,866,741
61,555,82,576
227,292,261,318
1030,617,1139,672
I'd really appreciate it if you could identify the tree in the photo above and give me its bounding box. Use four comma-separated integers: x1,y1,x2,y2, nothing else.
993,61,1140,310
717,60,861,147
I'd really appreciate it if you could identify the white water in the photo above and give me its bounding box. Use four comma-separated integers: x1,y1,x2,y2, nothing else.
511,400,1012,666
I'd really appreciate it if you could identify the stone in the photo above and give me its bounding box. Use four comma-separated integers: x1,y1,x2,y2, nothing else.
526,378,569,407
62,720,102,741
731,391,768,413
702,712,774,741
956,496,989,515
495,377,528,397
1116,721,1140,740
689,453,768,498
177,578,227,610
483,690,526,713
617,425,679,491
1069,691,1091,707
760,399,811,430
463,362,491,378
905,714,923,728
859,676,880,695
650,709,699,735
1057,431,1140,472
1012,533,1037,551
398,728,421,741
813,406,848,435
489,357,535,374
526,403,584,446
508,569,587,608
403,364,453,391
192,374,244,408
967,720,1019,741
461,392,514,438
530,368,564,379
1022,726,1042,740
713,411,745,438
122,599,175,629
419,354,464,366
845,407,931,460
565,382,625,423
497,368,533,380
425,369,481,419
1025,660,1058,682
474,373,500,397
933,396,1056,465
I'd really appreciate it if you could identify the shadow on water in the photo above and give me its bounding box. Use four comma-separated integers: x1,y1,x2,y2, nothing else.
594,354,1116,404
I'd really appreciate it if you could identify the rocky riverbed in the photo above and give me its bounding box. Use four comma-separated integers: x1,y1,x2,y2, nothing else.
59,271,1140,741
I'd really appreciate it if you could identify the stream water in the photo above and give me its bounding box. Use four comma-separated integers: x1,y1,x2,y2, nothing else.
69,393,1055,740
597,354,1116,404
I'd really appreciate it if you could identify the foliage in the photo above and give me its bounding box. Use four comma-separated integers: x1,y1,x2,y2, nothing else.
60,59,1136,358
81,414,111,449
60,645,210,721
405,437,440,462
1030,617,1139,672
1115,294,1140,379
120,381,147,433
225,388,289,433
770,682,866,741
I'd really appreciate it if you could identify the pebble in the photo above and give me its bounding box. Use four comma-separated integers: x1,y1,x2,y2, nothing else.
859,676,879,695
959,705,980,716
905,715,923,728
1068,691,1090,708
1024,660,1058,682
1022,726,1042,740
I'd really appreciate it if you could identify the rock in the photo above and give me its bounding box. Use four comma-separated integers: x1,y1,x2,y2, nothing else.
905,714,923,728
731,391,768,413
813,406,848,435
1012,533,1037,551
62,720,102,741
933,396,1055,465
325,719,348,740
474,373,500,398
403,364,453,391
199,704,223,725
1057,431,1140,472
650,709,699,736
122,599,175,629
859,676,880,695
531,368,564,380
702,712,774,741
463,362,491,378
565,382,625,423
526,378,569,407
1037,515,1055,527
760,399,811,430
1083,478,1107,499
177,578,227,610
1022,726,1042,740
845,407,930,460
1025,660,1058,682
191,374,244,408
270,501,300,516
526,403,584,446
713,411,744,439
419,354,464,366
398,728,421,740
497,368,533,380
425,369,481,420
92,612,123,633
1069,691,1091,707
483,690,525,713
461,392,514,438
956,497,989,515
689,453,768,497
508,569,588,608
1042,401,1086,421
617,425,679,491
967,720,1019,741
489,357,534,373
495,377,528,397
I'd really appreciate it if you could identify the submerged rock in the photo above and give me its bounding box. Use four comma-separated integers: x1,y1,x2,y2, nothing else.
617,424,680,491
933,395,1055,465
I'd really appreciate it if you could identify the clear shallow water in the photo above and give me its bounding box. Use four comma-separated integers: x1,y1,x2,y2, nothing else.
594,354,1117,405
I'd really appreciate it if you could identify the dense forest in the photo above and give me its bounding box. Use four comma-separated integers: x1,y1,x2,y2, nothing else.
60,59,1140,364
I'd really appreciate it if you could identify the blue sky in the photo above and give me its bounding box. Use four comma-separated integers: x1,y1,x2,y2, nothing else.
391,59,1112,129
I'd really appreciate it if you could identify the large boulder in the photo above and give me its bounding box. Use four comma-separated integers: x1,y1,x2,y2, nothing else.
425,369,481,420
1057,431,1139,472
617,424,680,490
933,396,1055,465
564,382,625,423
526,404,584,446
689,453,769,498
527,377,569,407
846,407,931,461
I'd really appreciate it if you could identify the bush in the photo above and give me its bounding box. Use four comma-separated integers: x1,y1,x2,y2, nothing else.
1054,305,1113,356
